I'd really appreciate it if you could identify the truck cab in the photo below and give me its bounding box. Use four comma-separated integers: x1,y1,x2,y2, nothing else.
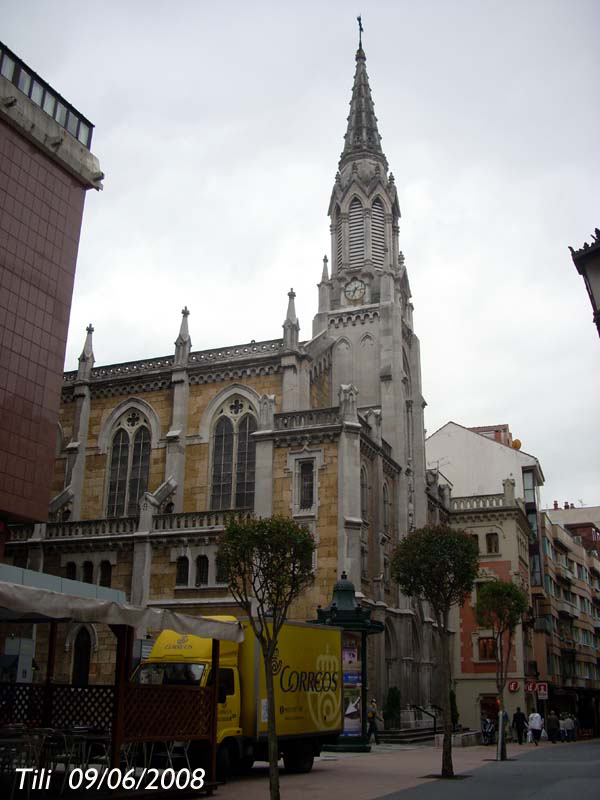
134,617,243,751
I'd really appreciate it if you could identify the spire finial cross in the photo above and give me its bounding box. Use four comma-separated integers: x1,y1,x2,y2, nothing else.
181,306,190,317
86,324,94,334
357,15,363,48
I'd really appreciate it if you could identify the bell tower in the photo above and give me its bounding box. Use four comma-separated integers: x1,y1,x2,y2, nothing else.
312,30,427,531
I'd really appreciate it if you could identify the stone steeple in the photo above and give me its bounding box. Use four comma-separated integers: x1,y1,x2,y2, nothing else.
174,306,192,366
76,324,95,382
326,39,401,288
339,44,387,172
282,288,300,351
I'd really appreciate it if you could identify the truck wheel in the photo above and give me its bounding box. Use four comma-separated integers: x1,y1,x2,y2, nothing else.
283,743,314,774
216,743,238,780
239,756,254,773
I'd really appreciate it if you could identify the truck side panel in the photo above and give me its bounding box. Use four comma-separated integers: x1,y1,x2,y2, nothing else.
238,620,260,738
250,622,342,738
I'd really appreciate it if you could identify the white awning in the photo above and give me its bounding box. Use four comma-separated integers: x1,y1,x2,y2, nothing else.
0,580,244,643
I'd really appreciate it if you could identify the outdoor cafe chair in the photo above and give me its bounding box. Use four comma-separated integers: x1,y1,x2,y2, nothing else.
47,730,83,795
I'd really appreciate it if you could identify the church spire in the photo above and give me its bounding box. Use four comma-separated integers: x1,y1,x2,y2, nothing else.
339,22,386,171
282,288,300,350
174,306,192,366
76,324,95,381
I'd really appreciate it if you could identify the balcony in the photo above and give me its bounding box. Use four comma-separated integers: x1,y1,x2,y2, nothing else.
8,510,251,543
451,494,506,512
274,407,341,431
554,563,573,583
534,616,553,634
554,525,578,553
152,510,249,532
557,599,577,618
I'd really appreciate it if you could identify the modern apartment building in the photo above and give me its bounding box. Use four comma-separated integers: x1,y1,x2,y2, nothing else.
532,513,600,734
0,41,103,527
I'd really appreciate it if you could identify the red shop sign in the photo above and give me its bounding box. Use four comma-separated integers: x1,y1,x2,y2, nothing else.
508,680,519,692
525,680,537,693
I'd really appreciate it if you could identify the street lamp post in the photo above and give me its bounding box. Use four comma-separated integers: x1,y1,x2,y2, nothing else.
313,571,384,752
570,228,600,339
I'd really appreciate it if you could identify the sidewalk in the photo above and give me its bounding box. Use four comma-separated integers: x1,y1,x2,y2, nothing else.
217,740,566,800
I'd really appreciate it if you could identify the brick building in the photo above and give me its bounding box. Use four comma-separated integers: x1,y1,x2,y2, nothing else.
0,41,103,531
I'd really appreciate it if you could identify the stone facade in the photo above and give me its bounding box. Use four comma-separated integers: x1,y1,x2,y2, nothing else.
5,42,449,715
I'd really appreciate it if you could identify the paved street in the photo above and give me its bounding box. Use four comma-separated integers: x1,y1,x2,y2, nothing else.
217,740,599,800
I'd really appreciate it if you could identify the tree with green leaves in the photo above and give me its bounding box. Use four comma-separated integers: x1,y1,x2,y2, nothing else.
216,515,315,800
475,580,528,760
391,525,479,778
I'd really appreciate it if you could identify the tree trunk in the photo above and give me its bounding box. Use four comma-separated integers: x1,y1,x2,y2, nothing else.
439,615,454,778
497,690,507,761
263,643,280,800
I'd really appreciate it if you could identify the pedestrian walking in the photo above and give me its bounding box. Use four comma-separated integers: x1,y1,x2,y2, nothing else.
546,710,560,743
512,706,528,745
564,713,575,742
559,714,566,742
481,714,495,745
528,710,543,745
367,698,382,745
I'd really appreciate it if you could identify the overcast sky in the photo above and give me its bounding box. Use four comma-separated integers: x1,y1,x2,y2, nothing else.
4,0,599,509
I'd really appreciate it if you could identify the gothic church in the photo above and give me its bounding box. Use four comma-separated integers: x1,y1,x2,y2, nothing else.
8,40,449,711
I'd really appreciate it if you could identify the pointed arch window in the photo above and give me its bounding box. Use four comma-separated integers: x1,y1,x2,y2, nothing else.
235,415,257,508
99,560,112,588
195,555,209,587
349,197,364,268
72,627,91,687
360,465,369,521
82,561,93,584
383,481,390,532
211,401,257,511
335,206,343,270
107,418,151,517
372,198,385,268
211,417,234,510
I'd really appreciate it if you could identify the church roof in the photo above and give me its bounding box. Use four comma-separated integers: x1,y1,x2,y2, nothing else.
339,45,387,170
62,338,285,386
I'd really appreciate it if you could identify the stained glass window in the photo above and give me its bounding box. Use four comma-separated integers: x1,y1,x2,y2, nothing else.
211,417,234,510
235,415,257,508
107,429,129,517
107,423,151,517
127,426,151,515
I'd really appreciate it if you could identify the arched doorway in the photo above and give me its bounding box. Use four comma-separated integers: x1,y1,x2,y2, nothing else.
72,627,91,686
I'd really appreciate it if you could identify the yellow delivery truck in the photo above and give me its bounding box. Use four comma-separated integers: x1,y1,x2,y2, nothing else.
135,618,342,776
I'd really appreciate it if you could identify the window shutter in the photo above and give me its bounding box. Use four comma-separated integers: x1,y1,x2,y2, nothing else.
349,198,364,268
372,198,385,268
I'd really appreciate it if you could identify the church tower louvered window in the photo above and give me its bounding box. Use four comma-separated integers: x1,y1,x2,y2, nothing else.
211,396,257,511
372,198,385,268
349,197,364,268
335,207,343,270
106,410,151,517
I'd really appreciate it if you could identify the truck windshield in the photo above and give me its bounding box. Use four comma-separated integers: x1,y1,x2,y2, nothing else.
135,662,205,686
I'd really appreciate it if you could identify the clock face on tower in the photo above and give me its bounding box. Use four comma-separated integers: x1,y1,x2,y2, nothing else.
344,279,366,301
